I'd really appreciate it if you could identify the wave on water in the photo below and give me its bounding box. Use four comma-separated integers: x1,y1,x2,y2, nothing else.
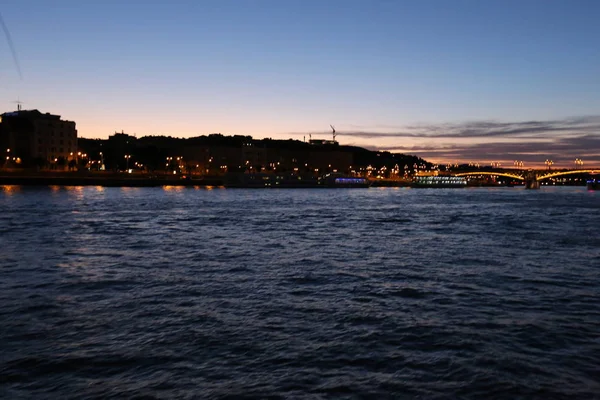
1,187,599,399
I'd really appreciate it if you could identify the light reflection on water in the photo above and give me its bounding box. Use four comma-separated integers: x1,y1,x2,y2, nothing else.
0,185,21,195
0,185,599,399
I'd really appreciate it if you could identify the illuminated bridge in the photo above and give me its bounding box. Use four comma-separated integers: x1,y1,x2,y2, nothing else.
454,169,599,189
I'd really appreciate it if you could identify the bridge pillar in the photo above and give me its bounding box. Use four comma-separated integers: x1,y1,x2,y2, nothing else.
524,172,540,189
525,179,540,189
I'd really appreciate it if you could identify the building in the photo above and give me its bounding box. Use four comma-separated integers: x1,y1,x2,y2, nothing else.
309,139,338,146
0,109,77,166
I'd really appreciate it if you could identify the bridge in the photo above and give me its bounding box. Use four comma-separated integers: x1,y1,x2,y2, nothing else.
454,169,599,189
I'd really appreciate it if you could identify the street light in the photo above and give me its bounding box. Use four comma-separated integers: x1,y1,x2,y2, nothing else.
574,158,583,169
124,154,131,170
2,149,9,169
545,159,554,170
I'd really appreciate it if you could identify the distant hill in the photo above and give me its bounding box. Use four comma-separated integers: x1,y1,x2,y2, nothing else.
78,134,431,174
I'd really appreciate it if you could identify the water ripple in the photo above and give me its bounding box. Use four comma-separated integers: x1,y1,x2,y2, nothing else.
1,186,599,399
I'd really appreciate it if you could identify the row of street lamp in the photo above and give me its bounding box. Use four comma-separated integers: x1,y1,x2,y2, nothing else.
473,159,585,170
1,147,591,173
120,155,589,175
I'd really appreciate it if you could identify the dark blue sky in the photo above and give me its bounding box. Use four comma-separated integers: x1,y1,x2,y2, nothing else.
1,0,599,165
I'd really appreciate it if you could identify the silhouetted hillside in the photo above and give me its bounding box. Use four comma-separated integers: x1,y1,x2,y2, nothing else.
78,134,431,174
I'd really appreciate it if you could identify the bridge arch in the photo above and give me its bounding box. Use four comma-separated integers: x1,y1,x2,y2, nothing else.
454,171,525,180
536,169,600,180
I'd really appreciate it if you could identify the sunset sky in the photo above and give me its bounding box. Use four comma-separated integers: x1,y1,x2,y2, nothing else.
1,0,599,167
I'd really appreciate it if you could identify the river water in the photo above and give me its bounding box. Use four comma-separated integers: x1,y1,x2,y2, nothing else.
1,185,599,399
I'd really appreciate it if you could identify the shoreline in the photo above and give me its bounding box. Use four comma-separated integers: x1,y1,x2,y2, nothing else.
0,172,377,188
1,173,587,189
0,174,224,187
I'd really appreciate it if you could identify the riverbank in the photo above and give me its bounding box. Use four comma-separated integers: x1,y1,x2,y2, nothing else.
0,172,224,187
0,171,385,188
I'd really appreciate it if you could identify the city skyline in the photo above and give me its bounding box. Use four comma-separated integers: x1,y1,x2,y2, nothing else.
2,0,599,167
